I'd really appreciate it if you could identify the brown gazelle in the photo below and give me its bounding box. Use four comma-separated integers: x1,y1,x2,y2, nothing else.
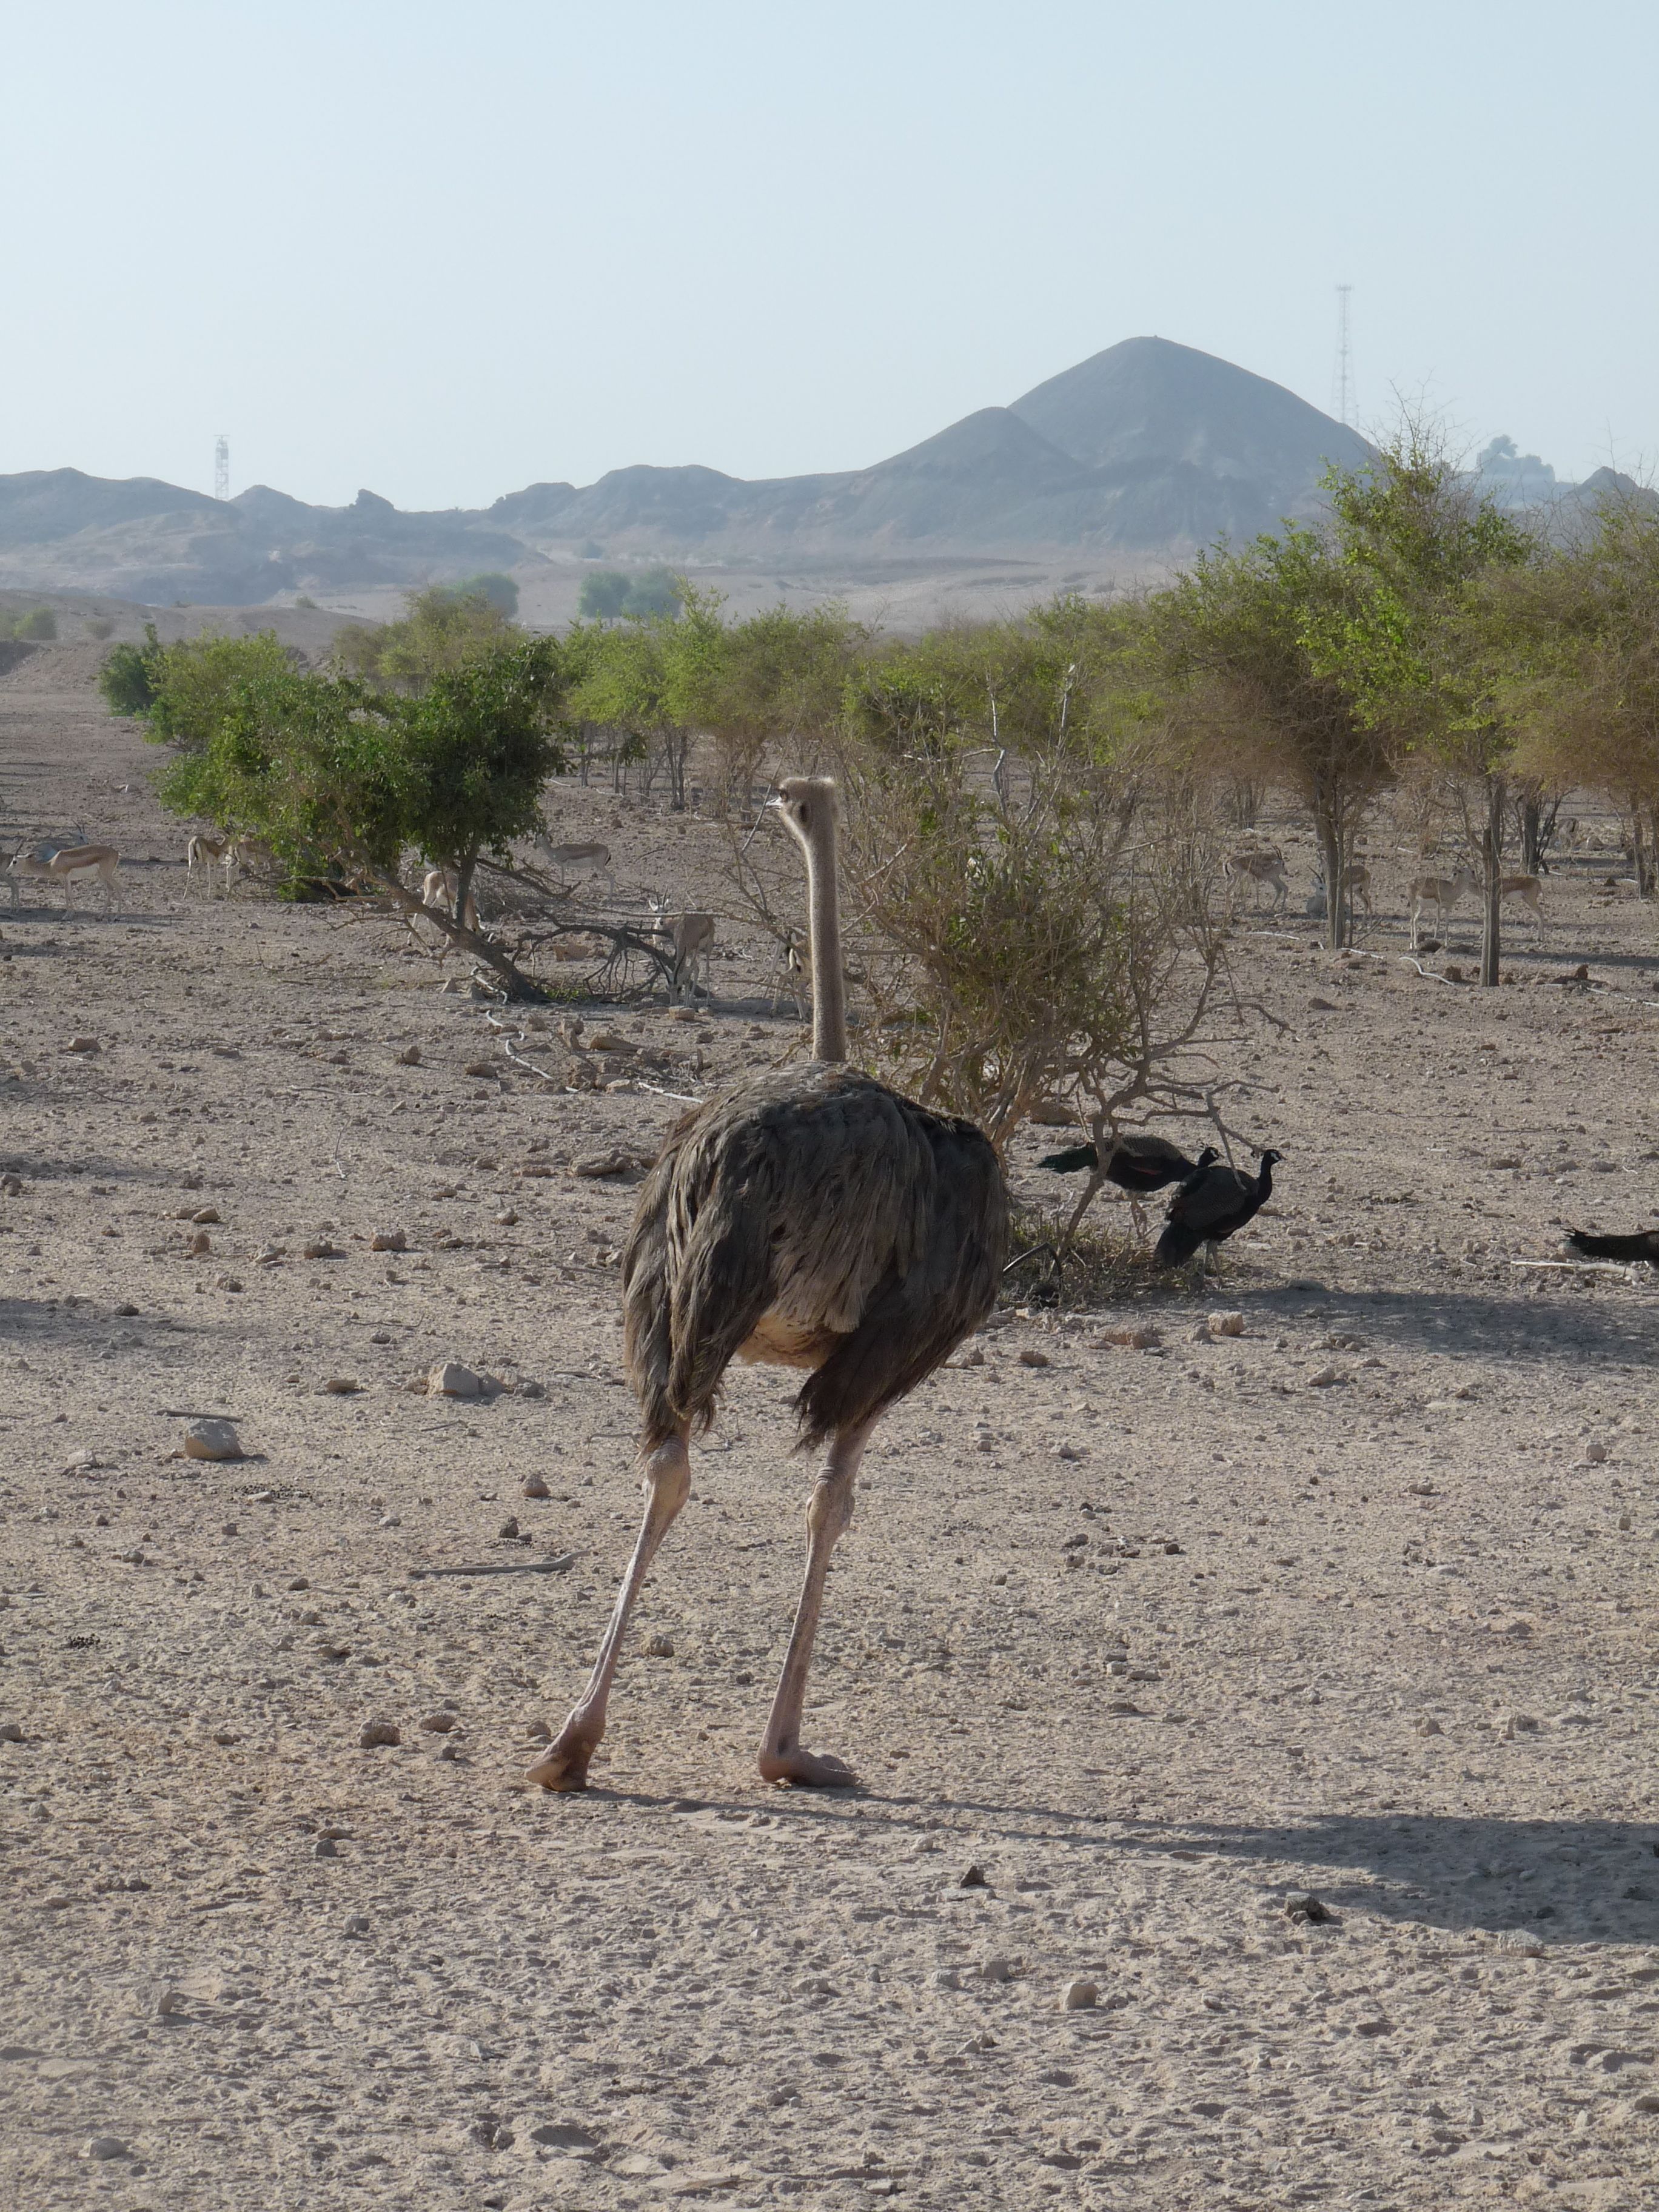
529,777,1008,1793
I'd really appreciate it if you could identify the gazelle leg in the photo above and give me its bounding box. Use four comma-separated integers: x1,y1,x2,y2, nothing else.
528,1429,690,1792
758,1415,877,1788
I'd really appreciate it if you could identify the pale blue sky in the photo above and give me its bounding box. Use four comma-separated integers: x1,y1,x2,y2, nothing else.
4,0,1655,508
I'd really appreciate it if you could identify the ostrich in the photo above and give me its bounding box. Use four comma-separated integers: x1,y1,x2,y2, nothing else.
529,777,1008,1792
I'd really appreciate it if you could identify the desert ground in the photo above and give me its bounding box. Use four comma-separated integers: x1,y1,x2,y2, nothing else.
2,640,1658,2212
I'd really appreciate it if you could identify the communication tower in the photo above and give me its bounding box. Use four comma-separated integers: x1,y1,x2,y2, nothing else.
213,435,230,503
1331,286,1355,428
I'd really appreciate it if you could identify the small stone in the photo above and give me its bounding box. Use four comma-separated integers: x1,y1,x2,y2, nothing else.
1415,1715,1444,1737
438,1739,462,1761
190,1205,220,1224
344,1912,371,1936
518,1379,546,1399
1307,1364,1346,1387
323,1378,361,1395
1498,1711,1540,1740
463,1061,496,1079
494,1207,518,1225
0,1721,22,1743
220,1522,238,1536
0,1173,22,1196
959,1865,990,1889
313,1837,340,1858
113,1300,139,1317
303,1239,342,1260
428,1361,483,1398
522,1474,551,1499
213,1273,244,1292
395,1044,422,1065
212,1728,240,1746
183,1419,243,1462
980,1955,1014,1983
1096,1323,1161,1350
526,1720,552,1743
1583,1435,1609,1465
575,1148,635,1178
1061,1978,1099,2010
87,2135,128,2160
66,1036,101,1054
1284,1889,1337,1925
358,1720,401,1748
288,1575,309,1591
1017,1346,1051,1367
187,1229,212,1256
155,1986,185,2016
370,1228,406,1252
419,1711,458,1733
1207,1310,1245,1337
498,1516,520,1540
645,1633,675,1658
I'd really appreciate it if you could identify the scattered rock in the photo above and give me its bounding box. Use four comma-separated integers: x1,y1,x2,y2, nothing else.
155,1987,184,2016
1096,1324,1161,1351
1498,1712,1541,1740
65,1036,101,1054
395,1044,422,1065
522,1474,551,1498
1308,995,1339,1011
288,1576,310,1591
313,1837,340,1859
1307,1364,1347,1388
463,1061,497,1080
0,1173,22,1196
1017,1347,1052,1368
303,1239,342,1260
187,1230,212,1257
1207,1310,1245,1337
370,1228,406,1252
183,1419,243,1462
498,1517,520,1540
1061,1979,1099,2011
1284,1889,1338,1925
958,1865,991,1889
427,1361,483,1398
86,2136,128,2160
419,1712,458,1734
323,1377,360,1395
344,1912,371,1937
1415,1715,1444,1737
190,1205,220,1224
645,1633,676,1658
575,1148,635,1178
358,1720,401,1748
1583,1435,1609,1465
980,1956,1014,1983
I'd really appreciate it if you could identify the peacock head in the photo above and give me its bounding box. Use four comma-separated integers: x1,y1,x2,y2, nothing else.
769,776,840,856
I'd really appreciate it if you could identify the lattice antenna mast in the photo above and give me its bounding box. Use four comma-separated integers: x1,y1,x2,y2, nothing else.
213,435,230,502
1331,285,1354,427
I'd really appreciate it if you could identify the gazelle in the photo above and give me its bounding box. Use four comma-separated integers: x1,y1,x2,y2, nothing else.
186,831,250,896
1409,864,1479,950
1222,847,1289,910
534,833,614,896
648,897,716,1002
418,866,479,931
1500,872,1546,945
8,842,121,914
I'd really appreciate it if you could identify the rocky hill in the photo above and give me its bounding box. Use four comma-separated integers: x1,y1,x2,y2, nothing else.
0,338,1381,603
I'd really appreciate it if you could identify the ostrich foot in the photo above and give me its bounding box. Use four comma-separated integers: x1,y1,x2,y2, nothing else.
527,1723,600,1792
757,1746,857,1789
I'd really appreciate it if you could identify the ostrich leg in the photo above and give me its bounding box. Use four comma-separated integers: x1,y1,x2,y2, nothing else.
758,1416,876,1787
528,1430,690,1791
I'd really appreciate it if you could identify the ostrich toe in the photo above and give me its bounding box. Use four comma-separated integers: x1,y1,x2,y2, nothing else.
757,1746,858,1789
527,1725,600,1792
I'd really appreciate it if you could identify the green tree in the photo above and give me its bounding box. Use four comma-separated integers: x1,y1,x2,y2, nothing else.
138,634,569,1000
98,623,166,717
333,582,518,685
1305,433,1536,982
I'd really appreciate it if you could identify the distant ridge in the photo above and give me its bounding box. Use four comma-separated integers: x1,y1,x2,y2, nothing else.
0,336,1564,606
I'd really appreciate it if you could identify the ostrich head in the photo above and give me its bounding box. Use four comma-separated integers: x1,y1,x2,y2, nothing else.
769,776,839,856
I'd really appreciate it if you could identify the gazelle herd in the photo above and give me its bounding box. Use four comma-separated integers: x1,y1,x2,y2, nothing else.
1221,838,1552,955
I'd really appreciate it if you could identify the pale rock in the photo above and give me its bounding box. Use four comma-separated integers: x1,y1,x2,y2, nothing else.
1096,1324,1161,1351
395,1044,422,1065
428,1361,483,1398
303,1239,342,1260
498,1517,520,1540
1207,1310,1245,1337
419,1711,458,1734
1018,1347,1052,1369
358,1720,401,1748
190,1205,220,1225
87,2136,128,2160
645,1633,676,1658
522,1474,551,1498
370,1228,406,1252
1061,1979,1099,2010
187,1230,212,1257
323,1377,360,1395
66,1036,100,1054
980,1955,1014,1983
344,1912,371,1937
1415,1715,1444,1737
183,1419,243,1462
1583,1435,1609,1465
155,1986,185,2016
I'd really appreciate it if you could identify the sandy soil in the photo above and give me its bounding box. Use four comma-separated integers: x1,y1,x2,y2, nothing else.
2,643,1658,2211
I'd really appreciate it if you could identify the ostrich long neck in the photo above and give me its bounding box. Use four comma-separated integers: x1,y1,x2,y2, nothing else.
804,811,847,1064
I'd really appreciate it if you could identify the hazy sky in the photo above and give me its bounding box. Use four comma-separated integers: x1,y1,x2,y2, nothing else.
5,1,1655,509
